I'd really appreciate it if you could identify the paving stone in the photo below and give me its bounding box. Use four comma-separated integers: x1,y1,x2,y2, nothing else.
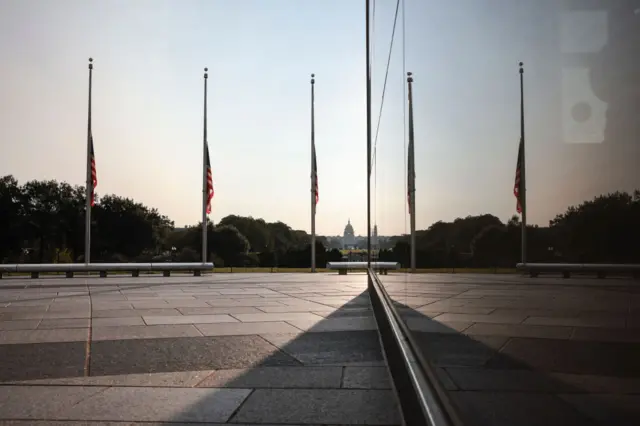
261,331,384,365
434,312,528,324
254,305,335,314
490,337,640,377
445,367,573,392
524,316,626,328
406,317,472,333
197,366,342,389
58,387,251,423
92,317,145,327
0,305,49,313
177,307,264,315
342,366,391,389
206,300,284,307
48,303,91,311
0,385,108,420
464,323,574,340
10,371,214,387
230,312,324,323
195,321,302,336
412,332,509,367
164,301,213,308
230,389,399,425
0,328,88,344
0,320,40,330
91,302,135,310
451,391,593,426
91,308,182,318
550,372,640,394
312,309,373,318
572,327,640,343
491,308,580,317
290,316,378,332
143,314,238,325
0,341,86,382
130,302,170,309
90,335,299,376
419,306,496,315
91,325,201,341
38,318,90,329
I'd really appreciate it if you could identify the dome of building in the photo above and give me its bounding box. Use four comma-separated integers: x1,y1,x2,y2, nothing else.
344,219,354,236
342,219,356,249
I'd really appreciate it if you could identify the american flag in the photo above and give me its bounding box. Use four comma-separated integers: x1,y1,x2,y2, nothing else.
205,141,214,214
312,139,318,205
407,136,415,213
514,137,524,213
90,133,97,206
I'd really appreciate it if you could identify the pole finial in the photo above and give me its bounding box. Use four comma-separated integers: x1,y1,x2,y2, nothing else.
311,73,315,84
519,62,524,73
88,57,93,70
407,71,413,83
204,67,208,79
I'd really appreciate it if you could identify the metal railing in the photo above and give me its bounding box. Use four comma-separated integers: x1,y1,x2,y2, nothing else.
516,262,640,278
0,262,214,278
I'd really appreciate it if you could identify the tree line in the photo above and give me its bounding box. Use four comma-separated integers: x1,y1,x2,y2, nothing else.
1,175,638,267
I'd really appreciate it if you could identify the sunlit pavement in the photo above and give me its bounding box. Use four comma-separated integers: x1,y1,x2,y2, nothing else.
0,273,400,425
382,273,640,426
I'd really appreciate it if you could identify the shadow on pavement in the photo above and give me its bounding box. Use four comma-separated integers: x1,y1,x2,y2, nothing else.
0,282,401,425
382,278,640,426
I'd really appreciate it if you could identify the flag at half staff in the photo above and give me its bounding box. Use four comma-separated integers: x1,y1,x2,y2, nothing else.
312,139,318,205
90,132,97,206
514,136,524,213
205,141,214,214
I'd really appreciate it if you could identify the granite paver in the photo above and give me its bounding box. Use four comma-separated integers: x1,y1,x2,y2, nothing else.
0,273,400,424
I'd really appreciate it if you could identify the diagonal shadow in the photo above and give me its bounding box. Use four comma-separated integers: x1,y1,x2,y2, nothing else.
378,273,640,426
0,273,402,425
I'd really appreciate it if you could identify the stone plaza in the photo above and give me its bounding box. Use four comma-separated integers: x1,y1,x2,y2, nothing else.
0,272,638,425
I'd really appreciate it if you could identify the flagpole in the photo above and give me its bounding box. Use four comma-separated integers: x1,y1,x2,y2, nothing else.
310,73,316,273
365,0,372,269
519,62,527,264
84,57,93,265
202,67,208,264
407,72,416,272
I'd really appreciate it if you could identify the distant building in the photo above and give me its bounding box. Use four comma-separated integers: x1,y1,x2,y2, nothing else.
342,219,356,249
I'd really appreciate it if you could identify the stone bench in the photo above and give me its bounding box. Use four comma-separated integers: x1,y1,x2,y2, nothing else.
516,262,640,279
0,262,214,279
326,261,400,275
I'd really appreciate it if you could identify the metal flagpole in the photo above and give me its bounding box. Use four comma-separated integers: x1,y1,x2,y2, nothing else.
84,58,93,265
519,62,527,264
310,74,317,273
366,0,372,268
407,72,416,272
202,67,208,264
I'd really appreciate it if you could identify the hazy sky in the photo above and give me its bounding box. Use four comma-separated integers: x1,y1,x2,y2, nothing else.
1,0,637,236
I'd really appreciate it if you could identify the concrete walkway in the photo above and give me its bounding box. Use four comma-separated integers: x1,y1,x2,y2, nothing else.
0,273,400,425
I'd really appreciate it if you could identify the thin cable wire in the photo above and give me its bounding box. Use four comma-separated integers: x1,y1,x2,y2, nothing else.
370,0,400,172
